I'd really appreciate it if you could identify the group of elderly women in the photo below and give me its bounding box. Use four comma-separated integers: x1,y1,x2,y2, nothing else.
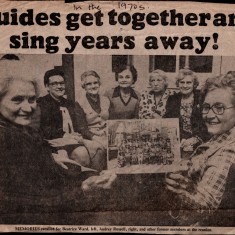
0,57,235,226
81,64,208,155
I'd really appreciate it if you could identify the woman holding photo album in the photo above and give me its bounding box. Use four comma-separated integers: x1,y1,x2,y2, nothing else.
165,73,235,226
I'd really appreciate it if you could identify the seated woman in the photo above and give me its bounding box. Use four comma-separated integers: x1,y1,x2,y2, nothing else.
37,68,106,171
105,64,140,120
164,69,209,153
165,73,235,225
78,70,110,171
0,60,116,221
139,69,174,119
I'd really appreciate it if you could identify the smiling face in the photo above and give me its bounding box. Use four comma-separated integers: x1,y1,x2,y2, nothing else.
203,88,235,136
46,75,65,100
117,69,134,88
178,75,194,96
149,75,166,93
83,75,100,95
0,80,36,126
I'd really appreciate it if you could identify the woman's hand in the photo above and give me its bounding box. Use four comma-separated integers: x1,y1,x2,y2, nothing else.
166,172,188,193
92,129,106,137
181,137,199,152
48,133,84,147
91,135,106,149
152,112,162,119
165,161,189,194
81,170,117,193
48,138,77,147
72,133,84,144
52,150,82,170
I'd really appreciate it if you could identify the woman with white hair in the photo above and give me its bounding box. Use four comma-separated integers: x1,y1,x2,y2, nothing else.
0,59,116,221
164,69,209,152
79,70,110,139
78,70,110,171
139,69,174,119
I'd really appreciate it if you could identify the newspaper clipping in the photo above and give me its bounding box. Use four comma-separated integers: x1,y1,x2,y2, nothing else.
0,0,235,234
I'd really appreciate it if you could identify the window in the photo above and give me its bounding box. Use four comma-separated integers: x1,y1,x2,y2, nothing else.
112,55,129,73
180,56,213,73
150,55,176,72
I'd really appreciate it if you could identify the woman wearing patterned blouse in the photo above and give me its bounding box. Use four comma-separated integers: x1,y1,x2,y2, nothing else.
139,69,174,119
105,65,140,120
164,69,208,152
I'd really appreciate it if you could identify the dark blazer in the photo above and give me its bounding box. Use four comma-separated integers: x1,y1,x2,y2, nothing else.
37,94,94,140
164,90,209,142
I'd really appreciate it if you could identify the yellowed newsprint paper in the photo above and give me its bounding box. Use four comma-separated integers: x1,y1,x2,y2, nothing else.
0,0,235,234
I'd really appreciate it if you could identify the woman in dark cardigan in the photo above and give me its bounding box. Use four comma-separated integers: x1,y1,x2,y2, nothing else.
164,69,209,153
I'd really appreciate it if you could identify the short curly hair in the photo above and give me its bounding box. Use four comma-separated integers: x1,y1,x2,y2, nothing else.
175,69,199,89
201,73,235,106
149,69,168,88
81,70,101,88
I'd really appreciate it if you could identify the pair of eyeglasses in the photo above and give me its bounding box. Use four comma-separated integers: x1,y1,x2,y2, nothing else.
49,82,65,87
202,103,234,115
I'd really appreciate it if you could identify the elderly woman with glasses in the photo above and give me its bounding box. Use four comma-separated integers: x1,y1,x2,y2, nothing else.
164,69,209,153
165,73,235,225
139,69,174,119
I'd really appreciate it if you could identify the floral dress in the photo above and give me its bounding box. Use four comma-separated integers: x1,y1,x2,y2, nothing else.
139,89,175,119
180,97,194,137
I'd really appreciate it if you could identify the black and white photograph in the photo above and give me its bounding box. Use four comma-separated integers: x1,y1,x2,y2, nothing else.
0,53,235,229
107,119,181,174
1,0,235,233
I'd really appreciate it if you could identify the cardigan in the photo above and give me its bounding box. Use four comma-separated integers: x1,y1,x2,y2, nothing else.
164,90,209,142
37,94,94,140
105,86,140,120
79,94,110,132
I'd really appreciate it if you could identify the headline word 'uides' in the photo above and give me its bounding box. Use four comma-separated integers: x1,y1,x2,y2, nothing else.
0,8,233,53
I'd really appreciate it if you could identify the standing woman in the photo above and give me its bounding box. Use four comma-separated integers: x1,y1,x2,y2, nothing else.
105,65,140,120
139,69,174,119
164,69,208,152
